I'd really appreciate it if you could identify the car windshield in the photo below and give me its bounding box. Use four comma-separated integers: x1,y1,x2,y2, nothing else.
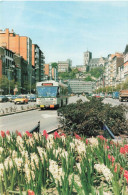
37,86,58,97
17,96,25,99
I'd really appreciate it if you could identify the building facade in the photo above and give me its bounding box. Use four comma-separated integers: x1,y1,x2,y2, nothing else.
0,47,30,94
83,50,106,72
32,44,45,82
68,79,94,94
44,63,58,81
0,28,45,93
58,59,72,73
123,45,128,80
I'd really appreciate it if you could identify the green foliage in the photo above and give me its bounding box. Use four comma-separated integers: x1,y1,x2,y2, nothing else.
51,62,58,68
57,97,127,136
0,131,128,194
89,67,105,78
84,75,95,81
58,68,79,80
0,75,16,94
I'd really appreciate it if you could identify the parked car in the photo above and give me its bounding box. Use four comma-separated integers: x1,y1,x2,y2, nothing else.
6,95,13,102
0,95,8,102
106,94,112,98
112,91,119,99
14,95,28,104
11,95,18,102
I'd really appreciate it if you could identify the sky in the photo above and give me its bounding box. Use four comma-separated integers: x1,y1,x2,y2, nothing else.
0,0,128,66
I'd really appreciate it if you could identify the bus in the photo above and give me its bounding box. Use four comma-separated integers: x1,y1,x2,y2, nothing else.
36,80,68,109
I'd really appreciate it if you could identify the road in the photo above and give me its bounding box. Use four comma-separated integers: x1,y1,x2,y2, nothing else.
0,109,58,133
0,96,127,133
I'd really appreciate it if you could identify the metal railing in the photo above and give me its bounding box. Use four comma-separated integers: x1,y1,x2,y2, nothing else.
102,123,115,139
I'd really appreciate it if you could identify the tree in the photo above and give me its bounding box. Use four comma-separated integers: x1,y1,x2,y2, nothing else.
89,67,104,78
51,62,58,68
0,76,15,94
84,76,94,81
122,79,128,89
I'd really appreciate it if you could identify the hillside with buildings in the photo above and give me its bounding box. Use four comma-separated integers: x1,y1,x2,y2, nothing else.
0,28,128,95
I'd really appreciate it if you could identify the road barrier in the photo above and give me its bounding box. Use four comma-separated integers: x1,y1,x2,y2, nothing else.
29,121,40,133
0,104,38,116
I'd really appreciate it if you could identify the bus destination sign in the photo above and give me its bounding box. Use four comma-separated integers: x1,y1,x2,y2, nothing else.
42,83,53,86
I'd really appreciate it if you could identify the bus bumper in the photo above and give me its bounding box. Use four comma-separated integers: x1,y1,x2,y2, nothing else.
40,105,55,108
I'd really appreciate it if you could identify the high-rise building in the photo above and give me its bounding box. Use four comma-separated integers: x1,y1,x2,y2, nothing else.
0,29,32,64
0,29,32,92
32,44,45,82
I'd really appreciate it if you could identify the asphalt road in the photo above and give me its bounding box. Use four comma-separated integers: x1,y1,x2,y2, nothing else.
0,96,127,134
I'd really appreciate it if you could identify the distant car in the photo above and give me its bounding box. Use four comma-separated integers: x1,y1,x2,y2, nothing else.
106,94,112,98
14,95,28,104
112,91,119,99
95,94,101,98
27,94,36,102
6,95,13,102
0,95,8,102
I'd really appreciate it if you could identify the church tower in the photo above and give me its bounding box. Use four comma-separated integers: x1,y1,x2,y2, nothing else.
83,51,92,71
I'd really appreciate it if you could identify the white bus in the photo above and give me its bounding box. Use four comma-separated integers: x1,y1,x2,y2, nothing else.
36,80,68,109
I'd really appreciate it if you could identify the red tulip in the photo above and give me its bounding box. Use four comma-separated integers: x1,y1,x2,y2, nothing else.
26,131,32,137
28,190,35,195
54,131,60,139
74,133,81,140
120,147,126,154
43,130,48,139
6,130,10,135
1,131,5,138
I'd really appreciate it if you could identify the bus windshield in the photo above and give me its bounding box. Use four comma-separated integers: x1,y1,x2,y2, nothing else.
37,86,58,97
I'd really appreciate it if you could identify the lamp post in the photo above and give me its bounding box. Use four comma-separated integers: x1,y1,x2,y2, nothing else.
9,67,10,94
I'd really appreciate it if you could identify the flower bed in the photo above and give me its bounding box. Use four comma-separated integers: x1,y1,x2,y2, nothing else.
0,130,128,195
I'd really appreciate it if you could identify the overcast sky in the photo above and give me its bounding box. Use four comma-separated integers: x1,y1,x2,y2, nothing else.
0,0,128,66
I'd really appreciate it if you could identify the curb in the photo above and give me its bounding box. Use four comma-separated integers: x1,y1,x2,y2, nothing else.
0,107,38,117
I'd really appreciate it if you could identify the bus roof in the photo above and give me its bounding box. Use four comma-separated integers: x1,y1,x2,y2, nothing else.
36,80,68,88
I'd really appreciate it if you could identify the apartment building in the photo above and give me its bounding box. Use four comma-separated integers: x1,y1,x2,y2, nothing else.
124,45,128,80
0,28,45,92
44,63,58,81
0,29,32,91
104,53,123,87
32,44,45,82
0,47,30,94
